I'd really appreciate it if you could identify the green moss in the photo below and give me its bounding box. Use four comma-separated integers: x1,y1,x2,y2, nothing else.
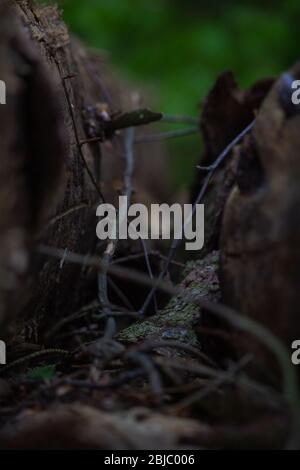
116,286,201,345
118,252,220,346
117,321,161,343
182,251,219,277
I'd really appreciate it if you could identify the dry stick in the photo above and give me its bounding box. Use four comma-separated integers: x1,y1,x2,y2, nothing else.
133,339,217,368
140,239,158,313
155,356,235,383
79,136,102,148
63,368,144,391
161,114,198,125
112,250,185,268
134,127,198,144
100,124,158,313
79,109,163,147
123,127,135,195
171,354,252,414
38,241,299,446
80,109,198,146
139,120,256,317
45,301,99,340
55,328,103,342
97,127,135,313
126,351,163,399
58,66,105,203
17,368,145,395
95,310,139,320
46,203,91,227
155,355,282,409
96,127,138,359
37,242,299,430
102,316,116,340
111,251,159,264
107,277,135,311
105,109,162,132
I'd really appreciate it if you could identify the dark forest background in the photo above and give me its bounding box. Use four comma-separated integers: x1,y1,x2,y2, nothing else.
40,0,300,188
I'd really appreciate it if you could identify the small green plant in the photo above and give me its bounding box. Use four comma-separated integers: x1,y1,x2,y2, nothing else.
27,365,56,380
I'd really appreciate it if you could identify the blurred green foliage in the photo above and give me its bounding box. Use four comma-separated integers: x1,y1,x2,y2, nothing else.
40,0,300,188
27,365,56,380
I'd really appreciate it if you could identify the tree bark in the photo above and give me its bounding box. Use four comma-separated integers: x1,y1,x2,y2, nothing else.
0,0,164,342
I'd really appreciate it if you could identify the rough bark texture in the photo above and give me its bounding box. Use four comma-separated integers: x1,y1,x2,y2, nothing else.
0,0,167,342
220,62,300,374
191,71,273,256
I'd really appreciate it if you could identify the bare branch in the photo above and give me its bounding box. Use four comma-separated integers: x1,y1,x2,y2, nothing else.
105,109,162,133
97,127,135,312
139,120,255,316
161,114,198,125
134,127,198,143
38,240,299,432
58,65,105,203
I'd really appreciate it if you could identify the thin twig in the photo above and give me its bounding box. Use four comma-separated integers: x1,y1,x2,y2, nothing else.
104,109,162,133
79,136,102,148
45,302,99,340
139,120,255,316
197,120,255,172
63,368,144,391
98,128,158,315
134,127,198,143
44,203,92,229
38,241,300,445
112,250,185,268
97,127,135,313
161,114,198,125
103,316,116,340
133,339,217,368
126,351,163,399
94,310,139,320
107,277,135,311
170,355,252,413
139,239,158,313
57,63,105,203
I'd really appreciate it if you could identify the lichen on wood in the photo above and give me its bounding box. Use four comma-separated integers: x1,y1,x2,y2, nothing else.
118,251,220,347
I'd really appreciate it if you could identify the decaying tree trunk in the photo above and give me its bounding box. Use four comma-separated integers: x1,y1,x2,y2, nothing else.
0,0,166,342
190,64,300,378
220,62,300,375
192,70,273,255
